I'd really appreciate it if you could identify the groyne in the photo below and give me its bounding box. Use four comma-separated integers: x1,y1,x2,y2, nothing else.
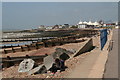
1,30,99,54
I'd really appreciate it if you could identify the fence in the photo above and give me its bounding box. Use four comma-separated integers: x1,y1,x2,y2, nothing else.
100,29,108,50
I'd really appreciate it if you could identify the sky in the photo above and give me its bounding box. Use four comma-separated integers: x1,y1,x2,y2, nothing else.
1,0,120,2
2,2,118,30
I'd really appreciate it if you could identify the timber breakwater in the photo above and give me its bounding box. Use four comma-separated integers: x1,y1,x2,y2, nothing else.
1,29,99,69
1,29,98,54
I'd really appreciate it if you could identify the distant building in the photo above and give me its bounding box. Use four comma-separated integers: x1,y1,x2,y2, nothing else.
103,22,116,27
118,22,120,26
52,25,59,29
77,21,100,28
115,21,118,26
106,23,115,27
45,26,53,30
38,25,45,30
69,25,74,28
103,24,107,27
58,25,63,28
62,24,69,28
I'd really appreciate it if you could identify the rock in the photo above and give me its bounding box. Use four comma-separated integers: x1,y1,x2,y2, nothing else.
28,64,44,75
18,59,35,72
44,55,54,70
68,49,76,53
51,48,71,60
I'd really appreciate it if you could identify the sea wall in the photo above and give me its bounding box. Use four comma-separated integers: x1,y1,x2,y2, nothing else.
73,38,93,57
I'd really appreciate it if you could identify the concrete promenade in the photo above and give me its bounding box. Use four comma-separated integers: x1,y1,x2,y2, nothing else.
66,28,113,78
103,29,118,78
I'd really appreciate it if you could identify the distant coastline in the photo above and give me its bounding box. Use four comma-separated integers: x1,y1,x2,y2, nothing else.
2,28,29,32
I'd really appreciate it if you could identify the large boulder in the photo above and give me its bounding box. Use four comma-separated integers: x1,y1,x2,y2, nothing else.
51,48,71,60
18,59,35,72
43,55,54,70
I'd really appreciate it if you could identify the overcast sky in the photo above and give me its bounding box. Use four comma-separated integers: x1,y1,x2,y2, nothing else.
2,2,118,30
1,0,120,2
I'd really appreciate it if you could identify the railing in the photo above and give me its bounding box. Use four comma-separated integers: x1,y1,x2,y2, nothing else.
100,29,108,50
107,40,114,52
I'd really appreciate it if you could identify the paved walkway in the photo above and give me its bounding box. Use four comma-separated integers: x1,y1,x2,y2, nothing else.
67,48,101,78
103,29,118,78
66,29,113,78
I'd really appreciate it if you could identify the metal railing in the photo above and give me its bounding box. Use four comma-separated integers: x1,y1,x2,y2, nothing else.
107,40,114,52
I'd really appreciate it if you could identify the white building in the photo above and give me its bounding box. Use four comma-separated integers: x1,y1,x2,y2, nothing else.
103,24,107,27
77,21,87,28
58,25,63,28
77,21,100,28
38,25,45,30
45,26,53,30
115,21,118,25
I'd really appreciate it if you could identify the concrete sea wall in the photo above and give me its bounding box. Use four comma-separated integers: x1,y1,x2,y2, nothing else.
73,38,93,57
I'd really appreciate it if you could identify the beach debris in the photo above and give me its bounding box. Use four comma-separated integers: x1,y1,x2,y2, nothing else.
68,49,76,53
59,53,70,60
51,48,71,60
39,65,47,74
44,55,54,70
18,59,35,72
28,64,47,75
18,48,70,75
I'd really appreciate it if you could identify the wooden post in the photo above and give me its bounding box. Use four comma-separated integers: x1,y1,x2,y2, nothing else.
27,45,30,51
35,43,39,49
12,47,15,53
4,49,7,54
21,46,24,52
18,44,20,47
44,42,48,47
26,55,30,58
6,56,14,67
52,42,55,46
45,53,48,56
7,56,11,60
60,42,63,45
4,45,6,48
